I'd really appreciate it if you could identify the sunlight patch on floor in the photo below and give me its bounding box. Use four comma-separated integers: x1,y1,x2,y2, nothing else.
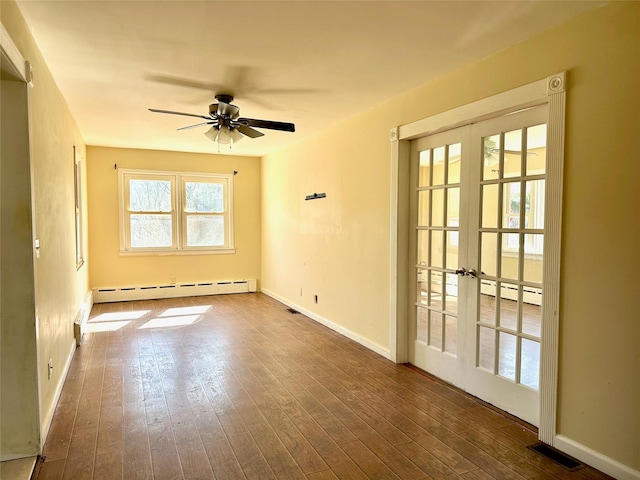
138,314,201,329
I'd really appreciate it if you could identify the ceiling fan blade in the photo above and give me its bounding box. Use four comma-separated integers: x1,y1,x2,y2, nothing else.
236,125,264,138
145,73,222,92
149,108,211,120
177,121,216,131
238,118,295,132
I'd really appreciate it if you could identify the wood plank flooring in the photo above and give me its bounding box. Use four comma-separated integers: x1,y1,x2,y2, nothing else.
36,293,612,480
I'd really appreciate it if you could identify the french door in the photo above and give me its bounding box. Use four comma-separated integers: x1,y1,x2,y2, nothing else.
408,105,548,426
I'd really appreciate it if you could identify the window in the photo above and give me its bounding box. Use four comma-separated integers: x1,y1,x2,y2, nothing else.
119,169,234,254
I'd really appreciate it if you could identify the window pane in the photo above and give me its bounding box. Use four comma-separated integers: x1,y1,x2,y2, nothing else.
185,182,224,213
431,230,443,268
416,306,427,343
431,189,444,227
501,233,520,281
499,282,519,331
186,215,224,247
444,273,458,315
129,179,171,212
130,214,172,247
483,134,500,180
526,124,547,176
520,338,540,390
498,332,517,381
447,143,461,184
417,268,428,305
444,315,457,355
526,179,545,229
503,182,521,228
503,129,522,178
417,191,430,226
522,298,542,338
429,311,442,349
523,236,544,281
432,147,445,185
429,271,443,310
446,187,459,226
482,184,499,228
418,150,431,187
417,230,429,266
478,326,495,371
480,233,497,277
479,283,497,325
445,230,458,270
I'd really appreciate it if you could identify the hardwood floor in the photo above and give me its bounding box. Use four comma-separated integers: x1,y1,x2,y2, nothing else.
37,293,611,480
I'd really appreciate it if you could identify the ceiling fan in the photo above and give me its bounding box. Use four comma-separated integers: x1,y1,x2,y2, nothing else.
149,93,295,146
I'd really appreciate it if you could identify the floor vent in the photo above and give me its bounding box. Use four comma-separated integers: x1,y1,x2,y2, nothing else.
527,443,584,471
286,308,300,314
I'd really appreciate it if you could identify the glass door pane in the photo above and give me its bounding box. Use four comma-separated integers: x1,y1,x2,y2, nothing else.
410,129,468,388
475,116,546,391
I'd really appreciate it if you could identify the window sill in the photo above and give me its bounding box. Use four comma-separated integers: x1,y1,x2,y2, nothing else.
119,248,236,257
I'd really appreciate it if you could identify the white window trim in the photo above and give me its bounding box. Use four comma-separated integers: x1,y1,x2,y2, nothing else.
118,168,235,255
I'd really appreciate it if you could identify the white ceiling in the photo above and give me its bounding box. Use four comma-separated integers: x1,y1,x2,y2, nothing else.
16,1,603,157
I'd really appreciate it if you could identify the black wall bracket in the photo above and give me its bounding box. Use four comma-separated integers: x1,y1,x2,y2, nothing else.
305,192,326,201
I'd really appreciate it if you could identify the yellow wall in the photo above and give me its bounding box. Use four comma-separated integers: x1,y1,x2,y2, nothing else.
1,0,90,448
262,2,639,470
87,146,261,289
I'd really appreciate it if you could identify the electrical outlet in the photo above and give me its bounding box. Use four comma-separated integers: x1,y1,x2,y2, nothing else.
300,288,303,296
48,358,53,379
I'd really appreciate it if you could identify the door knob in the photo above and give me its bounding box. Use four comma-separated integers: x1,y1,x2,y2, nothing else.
467,269,478,278
455,268,467,276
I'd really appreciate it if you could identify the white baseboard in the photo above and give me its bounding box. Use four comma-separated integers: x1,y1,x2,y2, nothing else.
555,435,640,480
40,338,76,451
261,289,391,360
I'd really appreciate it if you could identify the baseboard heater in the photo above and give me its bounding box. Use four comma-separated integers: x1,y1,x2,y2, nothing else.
480,279,542,306
93,279,257,303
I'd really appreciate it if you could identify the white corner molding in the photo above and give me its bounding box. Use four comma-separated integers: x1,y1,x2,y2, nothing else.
390,72,567,443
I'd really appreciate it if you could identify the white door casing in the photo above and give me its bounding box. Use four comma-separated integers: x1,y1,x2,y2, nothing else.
389,73,566,443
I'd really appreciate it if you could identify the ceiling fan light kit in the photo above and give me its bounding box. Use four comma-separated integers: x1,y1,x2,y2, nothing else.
150,94,295,149
204,125,244,145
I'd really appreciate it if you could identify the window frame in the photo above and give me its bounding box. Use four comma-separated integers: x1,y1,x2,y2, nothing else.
118,168,235,255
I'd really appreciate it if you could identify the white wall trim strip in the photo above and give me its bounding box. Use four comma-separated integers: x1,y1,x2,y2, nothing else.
262,289,392,361
555,435,640,480
538,75,566,445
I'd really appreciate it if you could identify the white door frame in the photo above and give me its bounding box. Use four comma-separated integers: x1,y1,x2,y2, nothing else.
389,72,566,444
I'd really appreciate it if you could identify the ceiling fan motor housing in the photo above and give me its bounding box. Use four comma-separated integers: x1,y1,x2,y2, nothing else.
215,94,234,104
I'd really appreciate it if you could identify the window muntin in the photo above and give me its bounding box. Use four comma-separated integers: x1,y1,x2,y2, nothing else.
119,169,233,254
